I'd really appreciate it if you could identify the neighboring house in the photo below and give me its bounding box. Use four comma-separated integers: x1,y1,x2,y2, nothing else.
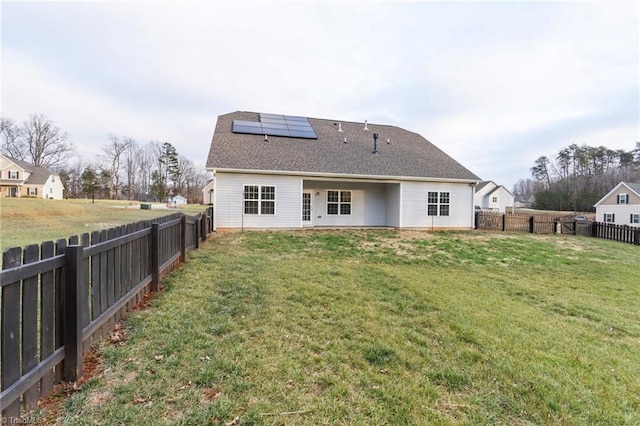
594,182,640,227
202,179,214,205
474,181,515,213
0,154,65,199
169,195,188,205
514,195,534,209
206,111,480,230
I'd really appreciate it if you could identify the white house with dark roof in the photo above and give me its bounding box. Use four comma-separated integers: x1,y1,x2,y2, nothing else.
474,181,515,213
206,111,480,230
594,182,640,227
0,154,64,199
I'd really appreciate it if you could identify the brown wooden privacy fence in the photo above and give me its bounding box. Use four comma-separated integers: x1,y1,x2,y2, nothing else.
0,207,214,419
475,212,640,245
475,212,557,234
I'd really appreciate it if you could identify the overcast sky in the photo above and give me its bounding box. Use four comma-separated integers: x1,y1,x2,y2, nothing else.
2,0,638,189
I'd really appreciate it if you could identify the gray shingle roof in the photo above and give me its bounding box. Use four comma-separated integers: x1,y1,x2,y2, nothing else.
475,181,493,192
3,156,56,185
624,182,640,196
206,111,480,181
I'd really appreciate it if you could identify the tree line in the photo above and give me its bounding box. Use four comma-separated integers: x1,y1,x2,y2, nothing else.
513,142,640,212
1,114,209,203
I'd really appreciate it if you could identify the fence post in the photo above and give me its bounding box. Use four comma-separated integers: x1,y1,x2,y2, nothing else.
151,223,160,292
528,216,534,233
474,212,479,230
553,221,558,235
200,214,207,242
64,245,84,381
591,222,598,238
180,215,187,263
2,247,23,418
195,217,201,250
501,214,506,232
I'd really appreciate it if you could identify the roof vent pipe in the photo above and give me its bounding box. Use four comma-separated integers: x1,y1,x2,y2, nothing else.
344,137,348,144
364,120,369,130
338,123,343,132
387,138,391,144
373,133,379,155
264,134,268,142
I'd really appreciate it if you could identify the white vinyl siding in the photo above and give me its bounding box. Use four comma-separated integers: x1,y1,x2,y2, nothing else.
41,174,64,199
308,182,386,227
474,183,514,213
402,181,473,228
214,172,474,229
215,173,301,229
596,204,640,226
385,183,401,228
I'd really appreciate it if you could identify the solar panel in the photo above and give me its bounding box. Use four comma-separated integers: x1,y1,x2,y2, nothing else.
289,130,317,138
262,123,289,130
233,120,262,128
284,115,308,122
232,125,263,135
232,113,317,139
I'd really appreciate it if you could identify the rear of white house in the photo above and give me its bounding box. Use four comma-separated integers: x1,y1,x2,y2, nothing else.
206,112,480,231
594,182,640,227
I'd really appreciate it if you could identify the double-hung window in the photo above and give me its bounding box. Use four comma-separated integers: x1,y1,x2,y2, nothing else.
28,187,37,196
604,213,615,223
244,185,275,215
427,191,450,216
617,194,629,204
630,214,639,224
8,171,18,179
327,190,351,215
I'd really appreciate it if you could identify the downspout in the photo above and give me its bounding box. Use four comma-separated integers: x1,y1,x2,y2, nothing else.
470,183,477,229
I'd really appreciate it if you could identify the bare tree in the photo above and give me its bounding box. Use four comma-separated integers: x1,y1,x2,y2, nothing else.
0,117,26,160
22,114,75,168
122,137,139,200
63,158,86,199
100,134,132,199
136,142,157,200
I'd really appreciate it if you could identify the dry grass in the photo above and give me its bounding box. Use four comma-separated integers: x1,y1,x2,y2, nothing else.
43,229,640,425
0,197,205,253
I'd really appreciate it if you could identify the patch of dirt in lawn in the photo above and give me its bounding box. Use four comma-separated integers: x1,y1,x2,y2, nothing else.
35,348,103,423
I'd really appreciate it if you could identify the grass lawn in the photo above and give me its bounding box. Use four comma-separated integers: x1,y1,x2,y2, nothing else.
42,229,639,425
0,197,207,253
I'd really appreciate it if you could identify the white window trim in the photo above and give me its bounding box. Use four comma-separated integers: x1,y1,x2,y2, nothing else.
427,191,450,217
326,190,352,215
604,213,615,223
243,184,276,215
617,193,629,204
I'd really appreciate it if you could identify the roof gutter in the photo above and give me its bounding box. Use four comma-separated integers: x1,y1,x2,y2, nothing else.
208,167,479,185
